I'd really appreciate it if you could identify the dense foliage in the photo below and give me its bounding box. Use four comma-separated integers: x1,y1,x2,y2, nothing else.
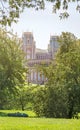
33,32,80,118
0,29,27,109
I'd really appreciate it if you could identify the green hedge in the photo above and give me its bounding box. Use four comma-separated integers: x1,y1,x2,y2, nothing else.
8,112,28,117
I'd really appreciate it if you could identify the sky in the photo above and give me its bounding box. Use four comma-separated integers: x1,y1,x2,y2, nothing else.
9,2,80,49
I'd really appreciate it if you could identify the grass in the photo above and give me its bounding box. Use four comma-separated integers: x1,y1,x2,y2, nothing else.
0,110,80,130
0,117,80,130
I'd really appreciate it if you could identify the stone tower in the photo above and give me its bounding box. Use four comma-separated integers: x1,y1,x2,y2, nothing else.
48,35,59,58
22,32,36,60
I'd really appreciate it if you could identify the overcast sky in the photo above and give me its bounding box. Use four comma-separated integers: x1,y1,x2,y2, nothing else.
10,2,80,49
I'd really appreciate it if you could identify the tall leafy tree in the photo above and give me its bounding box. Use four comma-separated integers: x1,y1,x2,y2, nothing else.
35,32,80,118
0,29,27,109
56,33,80,118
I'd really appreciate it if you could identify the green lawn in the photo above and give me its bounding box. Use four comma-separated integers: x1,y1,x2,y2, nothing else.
0,110,80,130
0,117,80,130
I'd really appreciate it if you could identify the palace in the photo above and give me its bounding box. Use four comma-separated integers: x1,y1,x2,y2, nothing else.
22,32,59,84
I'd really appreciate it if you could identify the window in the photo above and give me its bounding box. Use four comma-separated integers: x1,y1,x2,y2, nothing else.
27,54,30,59
28,39,29,44
27,50,30,53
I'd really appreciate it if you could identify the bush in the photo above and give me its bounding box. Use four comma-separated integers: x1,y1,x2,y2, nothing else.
0,112,7,117
7,112,28,117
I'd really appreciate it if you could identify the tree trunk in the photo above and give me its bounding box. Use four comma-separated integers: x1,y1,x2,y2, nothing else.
20,97,25,111
68,101,74,119
21,104,25,111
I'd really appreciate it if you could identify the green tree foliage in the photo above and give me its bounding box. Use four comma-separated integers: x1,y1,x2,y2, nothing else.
13,85,33,111
0,0,80,25
33,32,80,118
0,29,27,109
32,85,46,117
56,32,80,118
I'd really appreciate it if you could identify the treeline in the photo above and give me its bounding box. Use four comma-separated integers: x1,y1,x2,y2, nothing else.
0,29,80,119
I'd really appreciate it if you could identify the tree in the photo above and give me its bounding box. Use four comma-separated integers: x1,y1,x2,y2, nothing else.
35,32,80,118
56,33,80,118
0,0,80,25
32,85,46,117
14,85,33,111
47,32,80,118
36,63,69,118
0,28,27,109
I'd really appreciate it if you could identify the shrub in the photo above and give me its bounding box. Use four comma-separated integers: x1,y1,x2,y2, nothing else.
0,112,7,117
7,112,28,117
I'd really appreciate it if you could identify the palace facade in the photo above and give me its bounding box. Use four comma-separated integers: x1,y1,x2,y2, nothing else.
22,32,59,84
